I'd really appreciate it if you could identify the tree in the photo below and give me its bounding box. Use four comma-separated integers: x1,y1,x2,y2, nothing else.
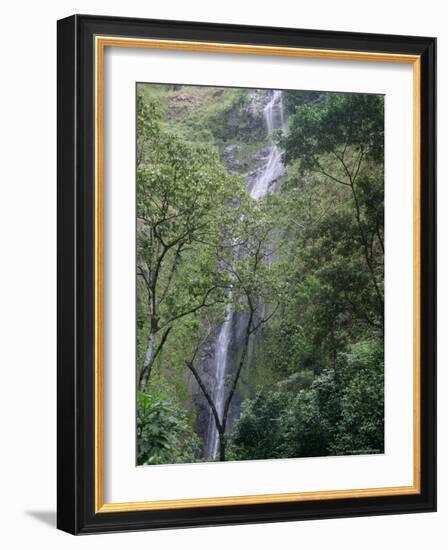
135,85,385,465
282,90,323,115
229,390,287,460
183,195,286,461
330,339,384,455
231,339,384,461
136,94,244,389
284,93,384,322
230,92,385,462
137,389,200,465
137,91,285,461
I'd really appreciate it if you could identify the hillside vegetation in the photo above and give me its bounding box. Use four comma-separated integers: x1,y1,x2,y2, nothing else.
136,84,384,464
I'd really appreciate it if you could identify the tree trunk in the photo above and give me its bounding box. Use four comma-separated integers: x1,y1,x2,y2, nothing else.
139,330,156,390
219,431,226,461
349,181,384,322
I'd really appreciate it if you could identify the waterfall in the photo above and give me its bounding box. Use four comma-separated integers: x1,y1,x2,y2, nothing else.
250,90,287,200
204,304,233,458
204,90,287,460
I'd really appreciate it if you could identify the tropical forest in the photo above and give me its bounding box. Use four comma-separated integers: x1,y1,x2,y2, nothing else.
136,83,384,465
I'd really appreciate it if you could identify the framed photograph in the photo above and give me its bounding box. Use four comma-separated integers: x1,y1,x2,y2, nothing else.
57,14,436,534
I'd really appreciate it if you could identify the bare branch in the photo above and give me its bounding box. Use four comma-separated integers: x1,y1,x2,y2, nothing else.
185,360,222,434
313,156,350,186
249,302,280,334
159,286,224,330
151,326,172,364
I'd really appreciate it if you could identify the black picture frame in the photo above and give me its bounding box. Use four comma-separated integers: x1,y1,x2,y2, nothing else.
57,14,436,534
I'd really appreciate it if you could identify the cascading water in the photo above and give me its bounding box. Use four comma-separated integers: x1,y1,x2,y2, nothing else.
250,90,287,200
204,90,287,460
204,303,233,458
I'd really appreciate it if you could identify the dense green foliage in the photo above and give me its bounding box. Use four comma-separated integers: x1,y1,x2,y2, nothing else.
230,339,383,459
230,92,384,459
137,390,200,464
136,84,384,465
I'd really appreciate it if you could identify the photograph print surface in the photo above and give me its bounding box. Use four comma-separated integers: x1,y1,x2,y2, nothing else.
136,83,384,465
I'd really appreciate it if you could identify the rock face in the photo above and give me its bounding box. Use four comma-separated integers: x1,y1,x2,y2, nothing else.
192,89,288,460
223,144,243,173
191,310,247,459
249,89,271,117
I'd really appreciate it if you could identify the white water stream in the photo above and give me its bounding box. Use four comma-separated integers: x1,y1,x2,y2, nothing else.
205,90,287,459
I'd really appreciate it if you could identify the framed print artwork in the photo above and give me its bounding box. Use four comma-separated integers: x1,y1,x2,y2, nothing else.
57,14,436,534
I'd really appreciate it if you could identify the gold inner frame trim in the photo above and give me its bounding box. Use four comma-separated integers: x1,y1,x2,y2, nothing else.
94,35,421,513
